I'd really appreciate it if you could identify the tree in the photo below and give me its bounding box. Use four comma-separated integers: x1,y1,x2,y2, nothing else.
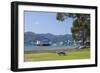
56,13,90,46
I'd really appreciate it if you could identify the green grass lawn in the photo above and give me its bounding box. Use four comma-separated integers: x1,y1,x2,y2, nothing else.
24,48,90,62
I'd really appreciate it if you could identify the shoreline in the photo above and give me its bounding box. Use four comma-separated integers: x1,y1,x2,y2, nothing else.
24,48,90,54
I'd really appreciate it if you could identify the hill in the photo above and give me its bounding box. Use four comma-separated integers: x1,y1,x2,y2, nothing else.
24,32,73,45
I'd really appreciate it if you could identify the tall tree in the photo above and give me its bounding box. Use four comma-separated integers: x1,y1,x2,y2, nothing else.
56,13,90,46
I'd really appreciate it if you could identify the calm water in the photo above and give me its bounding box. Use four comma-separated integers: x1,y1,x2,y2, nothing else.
24,45,80,51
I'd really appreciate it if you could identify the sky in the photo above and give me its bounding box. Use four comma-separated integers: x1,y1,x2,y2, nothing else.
24,11,73,35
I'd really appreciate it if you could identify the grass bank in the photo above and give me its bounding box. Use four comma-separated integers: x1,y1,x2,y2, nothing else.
24,48,90,62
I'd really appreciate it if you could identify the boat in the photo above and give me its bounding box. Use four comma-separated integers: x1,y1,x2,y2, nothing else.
36,38,51,46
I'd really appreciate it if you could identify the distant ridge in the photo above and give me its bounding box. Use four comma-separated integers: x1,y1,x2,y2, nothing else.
24,32,73,45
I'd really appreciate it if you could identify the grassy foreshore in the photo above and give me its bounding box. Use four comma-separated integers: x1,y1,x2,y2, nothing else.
24,48,90,62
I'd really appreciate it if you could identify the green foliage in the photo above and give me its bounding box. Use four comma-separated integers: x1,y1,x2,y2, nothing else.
56,13,90,46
